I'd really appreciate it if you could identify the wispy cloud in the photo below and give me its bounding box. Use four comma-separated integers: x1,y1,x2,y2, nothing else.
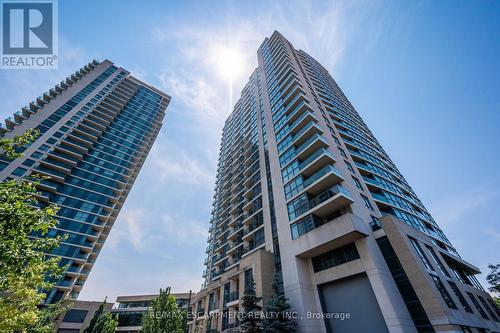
107,208,207,252
151,0,372,143
162,214,207,245
106,208,148,252
429,188,497,226
484,228,500,243
149,140,215,187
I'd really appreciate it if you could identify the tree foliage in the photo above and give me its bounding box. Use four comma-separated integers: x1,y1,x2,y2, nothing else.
487,264,500,294
239,275,263,333
0,130,65,333
486,264,500,307
0,128,39,160
83,298,117,333
263,274,296,333
141,287,187,333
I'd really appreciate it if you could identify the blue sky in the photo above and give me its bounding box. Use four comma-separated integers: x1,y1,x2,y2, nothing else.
0,0,499,301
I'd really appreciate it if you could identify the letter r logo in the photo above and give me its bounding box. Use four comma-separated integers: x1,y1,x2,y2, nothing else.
2,2,53,54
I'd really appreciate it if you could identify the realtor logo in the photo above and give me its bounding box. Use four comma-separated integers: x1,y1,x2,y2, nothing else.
1,0,58,69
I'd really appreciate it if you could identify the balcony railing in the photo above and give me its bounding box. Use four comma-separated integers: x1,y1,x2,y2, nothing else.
295,133,328,158
224,291,240,305
208,302,218,312
289,110,316,133
289,184,352,221
303,164,342,189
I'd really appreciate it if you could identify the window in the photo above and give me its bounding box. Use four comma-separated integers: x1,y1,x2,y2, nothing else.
487,298,500,319
284,176,304,200
430,274,456,309
22,159,35,167
467,292,488,319
338,147,347,158
62,309,88,323
449,266,468,284
361,194,373,211
408,237,433,271
312,243,360,272
448,281,472,313
39,144,50,151
244,268,253,291
376,236,434,332
116,310,144,327
208,293,216,311
352,176,363,190
345,161,354,172
426,246,450,277
12,167,27,177
469,275,485,291
478,295,498,321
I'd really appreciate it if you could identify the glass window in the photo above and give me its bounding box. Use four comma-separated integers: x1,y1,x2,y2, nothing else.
31,151,43,159
352,176,363,190
430,274,456,309
12,167,27,177
338,147,347,157
22,159,35,167
467,292,488,319
478,295,498,321
426,246,450,277
345,161,354,172
361,194,373,211
448,281,472,313
62,309,88,323
408,237,433,271
311,243,360,272
244,268,253,291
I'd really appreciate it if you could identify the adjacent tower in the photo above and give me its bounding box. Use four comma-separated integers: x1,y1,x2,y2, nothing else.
191,32,499,333
0,60,170,303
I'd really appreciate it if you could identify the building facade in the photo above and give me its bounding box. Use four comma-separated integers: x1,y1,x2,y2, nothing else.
53,300,113,333
190,32,500,333
112,292,194,332
0,60,170,304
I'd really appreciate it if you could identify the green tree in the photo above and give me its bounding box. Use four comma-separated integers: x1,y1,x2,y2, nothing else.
263,274,296,333
141,287,187,333
486,264,500,306
239,275,263,333
0,129,65,333
83,298,117,333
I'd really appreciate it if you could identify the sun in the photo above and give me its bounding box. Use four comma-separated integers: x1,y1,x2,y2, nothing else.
215,46,245,81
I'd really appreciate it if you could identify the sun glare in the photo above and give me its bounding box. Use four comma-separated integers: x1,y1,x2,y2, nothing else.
216,46,245,81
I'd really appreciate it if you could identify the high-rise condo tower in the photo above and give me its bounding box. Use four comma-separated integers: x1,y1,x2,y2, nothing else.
190,32,500,333
0,60,170,303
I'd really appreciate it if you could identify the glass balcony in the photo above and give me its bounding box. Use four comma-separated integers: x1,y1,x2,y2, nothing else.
299,147,336,177
282,84,303,107
295,133,329,160
284,91,308,114
208,301,219,311
225,291,240,305
290,214,323,239
370,192,389,204
56,279,74,288
66,266,81,273
288,110,317,134
286,99,310,125
289,184,353,222
302,164,344,195
291,121,323,149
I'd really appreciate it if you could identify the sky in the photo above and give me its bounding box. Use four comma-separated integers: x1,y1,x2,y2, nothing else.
0,0,499,302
